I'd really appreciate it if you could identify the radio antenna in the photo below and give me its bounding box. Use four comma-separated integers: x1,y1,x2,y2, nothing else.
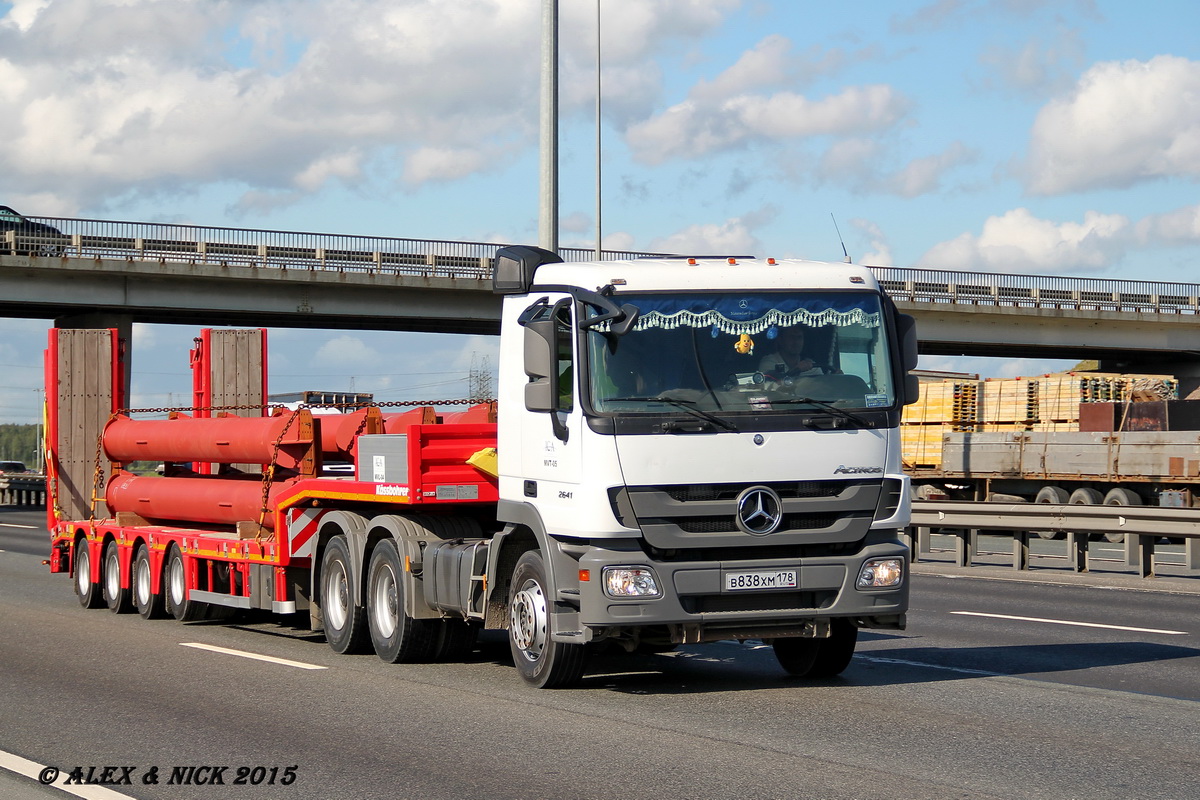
830,213,851,263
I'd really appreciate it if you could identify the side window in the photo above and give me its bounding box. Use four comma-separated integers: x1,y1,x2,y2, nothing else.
555,304,574,412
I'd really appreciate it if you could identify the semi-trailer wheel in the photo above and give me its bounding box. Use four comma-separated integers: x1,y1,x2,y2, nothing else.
102,539,133,614
508,550,586,689
133,543,166,619
1101,488,1141,543
321,535,368,654
773,619,859,679
1068,488,1104,541
365,539,435,663
73,537,104,609
1033,486,1069,539
164,543,207,622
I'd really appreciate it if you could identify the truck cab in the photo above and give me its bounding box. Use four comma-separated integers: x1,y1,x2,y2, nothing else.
492,246,918,686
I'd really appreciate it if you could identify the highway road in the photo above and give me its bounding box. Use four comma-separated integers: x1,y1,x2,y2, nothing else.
2,506,1198,800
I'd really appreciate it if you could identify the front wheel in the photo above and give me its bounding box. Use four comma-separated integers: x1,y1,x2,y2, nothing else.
772,619,858,679
508,550,586,689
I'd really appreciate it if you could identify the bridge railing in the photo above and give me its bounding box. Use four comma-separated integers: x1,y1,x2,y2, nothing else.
872,266,1200,315
7,216,658,277
12,216,1200,314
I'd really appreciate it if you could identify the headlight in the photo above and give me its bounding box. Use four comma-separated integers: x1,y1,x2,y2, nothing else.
602,566,661,598
857,558,904,589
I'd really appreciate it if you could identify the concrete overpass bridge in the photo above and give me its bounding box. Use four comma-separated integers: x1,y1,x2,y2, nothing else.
3,214,1199,379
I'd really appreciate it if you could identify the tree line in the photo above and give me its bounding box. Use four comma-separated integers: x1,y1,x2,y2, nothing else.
0,424,39,466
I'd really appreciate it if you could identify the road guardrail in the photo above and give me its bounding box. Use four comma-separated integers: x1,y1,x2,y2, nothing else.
0,476,46,508
910,500,1200,579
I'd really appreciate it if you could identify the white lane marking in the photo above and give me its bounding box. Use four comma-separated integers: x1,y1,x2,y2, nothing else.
0,523,38,529
952,611,1188,636
180,642,328,670
0,749,135,799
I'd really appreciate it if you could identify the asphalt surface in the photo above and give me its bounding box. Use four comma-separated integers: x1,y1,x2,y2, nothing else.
1,506,1198,800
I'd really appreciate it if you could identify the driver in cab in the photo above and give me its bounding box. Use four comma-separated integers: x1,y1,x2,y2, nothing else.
759,327,823,378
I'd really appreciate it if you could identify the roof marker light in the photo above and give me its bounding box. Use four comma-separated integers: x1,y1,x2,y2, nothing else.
767,258,777,265
687,258,697,265
728,257,737,265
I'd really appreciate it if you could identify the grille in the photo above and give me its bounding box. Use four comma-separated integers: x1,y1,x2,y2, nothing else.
664,480,850,503
677,515,839,534
681,591,836,614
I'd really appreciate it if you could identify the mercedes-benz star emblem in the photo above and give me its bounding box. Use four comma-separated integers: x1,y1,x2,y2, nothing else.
735,486,784,535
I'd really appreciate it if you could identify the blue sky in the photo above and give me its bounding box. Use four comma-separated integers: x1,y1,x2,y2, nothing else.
2,0,1199,425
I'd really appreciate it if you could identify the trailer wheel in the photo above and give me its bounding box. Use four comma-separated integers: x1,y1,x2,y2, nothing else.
1067,488,1104,541
1102,488,1140,543
164,544,207,622
321,535,368,654
1033,486,1069,539
364,539,435,662
102,539,133,614
73,538,104,609
772,618,858,679
508,550,586,689
133,544,165,620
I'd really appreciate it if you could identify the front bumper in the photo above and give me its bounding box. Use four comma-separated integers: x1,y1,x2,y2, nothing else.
575,538,908,642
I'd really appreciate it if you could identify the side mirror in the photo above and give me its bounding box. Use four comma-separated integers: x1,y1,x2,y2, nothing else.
523,319,556,413
897,314,918,372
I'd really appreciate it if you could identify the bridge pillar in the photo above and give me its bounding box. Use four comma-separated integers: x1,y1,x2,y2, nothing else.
54,312,133,405
1099,354,1200,399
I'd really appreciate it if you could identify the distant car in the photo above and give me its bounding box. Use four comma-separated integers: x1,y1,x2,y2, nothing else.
0,205,64,256
0,461,29,474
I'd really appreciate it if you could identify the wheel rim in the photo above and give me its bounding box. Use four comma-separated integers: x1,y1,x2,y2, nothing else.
325,562,350,630
135,555,151,606
169,555,185,606
510,578,547,662
104,548,120,600
75,545,90,596
371,563,399,639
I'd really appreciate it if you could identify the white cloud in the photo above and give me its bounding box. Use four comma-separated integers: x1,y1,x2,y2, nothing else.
649,211,772,255
311,335,384,369
0,0,739,211
1025,55,1200,195
816,140,975,197
918,207,1131,273
850,218,894,266
1135,204,1200,244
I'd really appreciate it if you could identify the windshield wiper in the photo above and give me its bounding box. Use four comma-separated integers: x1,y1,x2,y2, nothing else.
779,397,869,427
606,395,739,432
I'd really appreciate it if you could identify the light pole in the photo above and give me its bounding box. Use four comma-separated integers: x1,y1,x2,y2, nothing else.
594,0,602,260
539,0,559,253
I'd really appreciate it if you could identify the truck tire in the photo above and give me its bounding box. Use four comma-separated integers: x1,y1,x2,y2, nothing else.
773,619,858,679
1068,488,1103,541
508,550,586,689
321,535,368,654
164,543,207,622
431,620,479,662
365,539,435,663
1102,488,1140,543
1033,486,1069,539
133,543,166,619
73,537,104,609
102,539,133,614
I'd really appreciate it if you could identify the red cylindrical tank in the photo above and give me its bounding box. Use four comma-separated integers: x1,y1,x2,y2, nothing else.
103,412,312,465
381,406,437,434
106,472,297,529
316,407,382,461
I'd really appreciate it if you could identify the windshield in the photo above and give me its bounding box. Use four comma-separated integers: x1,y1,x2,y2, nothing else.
586,291,897,418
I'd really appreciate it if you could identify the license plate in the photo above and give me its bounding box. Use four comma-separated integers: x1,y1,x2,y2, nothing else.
724,570,798,591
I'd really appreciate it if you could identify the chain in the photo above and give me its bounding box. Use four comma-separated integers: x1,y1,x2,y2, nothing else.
89,411,121,523
256,408,304,540
116,398,495,416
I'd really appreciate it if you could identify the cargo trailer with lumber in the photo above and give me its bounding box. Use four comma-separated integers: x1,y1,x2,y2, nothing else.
902,370,1198,541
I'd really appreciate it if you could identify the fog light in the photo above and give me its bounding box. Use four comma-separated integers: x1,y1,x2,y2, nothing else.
857,558,903,588
603,566,661,598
